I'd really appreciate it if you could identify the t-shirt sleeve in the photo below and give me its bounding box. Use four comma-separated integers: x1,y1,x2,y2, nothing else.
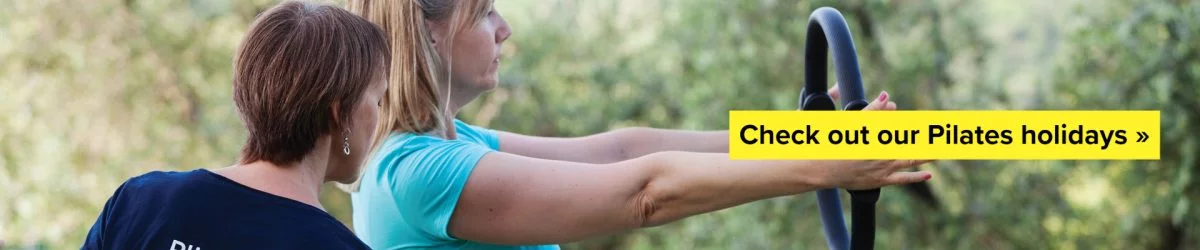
82,181,129,250
454,119,500,150
389,138,494,241
82,202,108,250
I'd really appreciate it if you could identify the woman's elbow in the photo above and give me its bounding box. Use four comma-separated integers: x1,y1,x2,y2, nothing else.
623,153,679,228
629,185,672,228
611,127,655,161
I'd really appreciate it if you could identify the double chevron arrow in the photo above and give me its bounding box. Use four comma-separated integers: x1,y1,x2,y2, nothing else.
1136,131,1150,143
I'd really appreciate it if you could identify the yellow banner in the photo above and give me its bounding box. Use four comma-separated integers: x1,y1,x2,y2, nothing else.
728,111,1160,160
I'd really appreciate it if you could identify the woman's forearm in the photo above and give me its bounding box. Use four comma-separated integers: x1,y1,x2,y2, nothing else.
495,128,727,164
613,128,728,160
627,151,830,227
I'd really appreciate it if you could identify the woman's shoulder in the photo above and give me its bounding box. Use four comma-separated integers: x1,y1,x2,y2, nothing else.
93,168,370,250
373,131,450,159
364,129,497,191
372,119,496,154
103,169,255,210
374,127,495,159
452,119,500,149
116,169,209,193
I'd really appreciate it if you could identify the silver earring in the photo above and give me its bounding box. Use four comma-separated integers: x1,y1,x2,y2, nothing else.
343,129,351,156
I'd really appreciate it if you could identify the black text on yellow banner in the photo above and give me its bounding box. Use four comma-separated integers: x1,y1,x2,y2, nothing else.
728,111,1159,160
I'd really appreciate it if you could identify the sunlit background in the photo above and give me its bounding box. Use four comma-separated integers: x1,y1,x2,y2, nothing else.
1,0,1197,249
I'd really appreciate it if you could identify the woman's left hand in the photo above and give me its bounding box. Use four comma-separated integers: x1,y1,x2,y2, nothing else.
828,82,897,110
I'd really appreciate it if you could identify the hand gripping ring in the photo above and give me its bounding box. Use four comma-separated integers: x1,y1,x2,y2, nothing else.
798,7,878,250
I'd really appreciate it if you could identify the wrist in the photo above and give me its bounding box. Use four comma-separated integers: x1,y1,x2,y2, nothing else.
795,160,838,190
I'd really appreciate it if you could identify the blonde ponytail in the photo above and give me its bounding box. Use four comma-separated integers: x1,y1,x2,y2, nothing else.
349,0,447,144
341,0,494,192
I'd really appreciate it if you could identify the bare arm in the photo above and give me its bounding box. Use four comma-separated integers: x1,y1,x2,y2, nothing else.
452,88,909,244
497,129,726,164
497,85,874,163
448,150,930,245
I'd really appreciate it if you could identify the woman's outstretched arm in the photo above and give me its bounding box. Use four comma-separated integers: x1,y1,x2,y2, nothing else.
496,129,726,164
496,86,886,163
448,150,930,245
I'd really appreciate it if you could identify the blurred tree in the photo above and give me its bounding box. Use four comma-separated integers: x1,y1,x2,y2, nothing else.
0,0,1195,249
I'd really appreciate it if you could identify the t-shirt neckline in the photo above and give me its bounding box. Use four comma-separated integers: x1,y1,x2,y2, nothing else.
196,168,338,219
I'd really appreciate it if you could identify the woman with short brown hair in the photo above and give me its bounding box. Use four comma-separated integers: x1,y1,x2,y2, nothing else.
82,2,388,249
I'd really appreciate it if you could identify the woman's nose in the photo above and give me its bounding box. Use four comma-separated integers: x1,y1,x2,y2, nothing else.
496,15,512,43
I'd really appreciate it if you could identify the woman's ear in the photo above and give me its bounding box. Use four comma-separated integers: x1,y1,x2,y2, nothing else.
329,102,345,133
425,19,444,47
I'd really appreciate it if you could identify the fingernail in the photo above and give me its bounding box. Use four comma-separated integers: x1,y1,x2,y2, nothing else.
877,91,889,102
924,173,932,180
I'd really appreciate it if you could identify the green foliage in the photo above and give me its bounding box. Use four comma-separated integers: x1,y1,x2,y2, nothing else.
1,0,1195,249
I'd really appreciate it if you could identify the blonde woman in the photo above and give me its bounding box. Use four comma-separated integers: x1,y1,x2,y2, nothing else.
346,0,929,249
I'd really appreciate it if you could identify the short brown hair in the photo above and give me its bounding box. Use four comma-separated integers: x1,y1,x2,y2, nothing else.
233,1,390,165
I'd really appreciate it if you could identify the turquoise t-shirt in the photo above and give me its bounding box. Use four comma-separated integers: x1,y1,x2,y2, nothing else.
352,119,560,250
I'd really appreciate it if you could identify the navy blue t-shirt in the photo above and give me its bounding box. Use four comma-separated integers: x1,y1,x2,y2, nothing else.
82,169,369,250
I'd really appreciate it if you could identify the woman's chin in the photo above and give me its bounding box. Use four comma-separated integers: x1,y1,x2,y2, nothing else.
477,77,499,90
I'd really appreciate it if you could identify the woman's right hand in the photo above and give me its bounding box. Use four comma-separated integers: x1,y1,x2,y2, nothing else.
821,88,933,190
